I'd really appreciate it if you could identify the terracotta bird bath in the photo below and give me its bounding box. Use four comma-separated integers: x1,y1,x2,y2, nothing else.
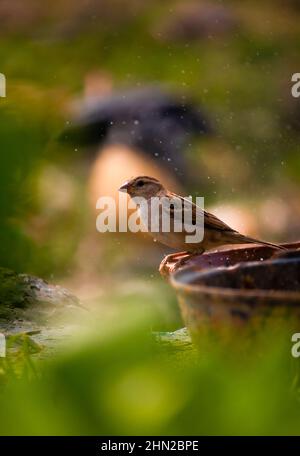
160,242,300,343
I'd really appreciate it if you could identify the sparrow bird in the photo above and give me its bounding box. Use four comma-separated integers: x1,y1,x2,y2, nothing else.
119,176,285,254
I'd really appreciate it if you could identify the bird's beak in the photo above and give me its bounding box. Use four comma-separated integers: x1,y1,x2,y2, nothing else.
118,181,130,193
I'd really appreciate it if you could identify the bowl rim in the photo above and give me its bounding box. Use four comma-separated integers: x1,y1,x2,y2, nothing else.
170,258,300,303
161,242,300,277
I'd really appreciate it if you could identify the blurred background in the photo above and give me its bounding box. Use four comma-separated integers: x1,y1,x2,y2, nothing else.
1,0,300,435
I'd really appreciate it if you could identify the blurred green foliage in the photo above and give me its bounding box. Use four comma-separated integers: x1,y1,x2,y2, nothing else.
1,0,300,436
0,307,300,435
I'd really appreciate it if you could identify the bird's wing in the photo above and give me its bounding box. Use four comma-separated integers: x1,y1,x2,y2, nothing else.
203,209,236,232
167,192,236,233
160,193,187,225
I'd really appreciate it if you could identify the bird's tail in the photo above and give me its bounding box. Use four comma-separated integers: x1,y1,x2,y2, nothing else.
232,233,287,251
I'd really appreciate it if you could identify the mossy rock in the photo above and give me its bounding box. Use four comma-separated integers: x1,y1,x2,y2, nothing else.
0,268,29,318
0,267,81,322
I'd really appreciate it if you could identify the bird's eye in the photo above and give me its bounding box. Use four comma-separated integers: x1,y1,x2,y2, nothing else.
136,180,144,187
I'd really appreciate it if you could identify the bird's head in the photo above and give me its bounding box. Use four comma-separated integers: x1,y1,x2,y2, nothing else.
119,176,165,198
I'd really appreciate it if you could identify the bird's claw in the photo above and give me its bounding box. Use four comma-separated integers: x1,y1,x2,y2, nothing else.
159,251,191,278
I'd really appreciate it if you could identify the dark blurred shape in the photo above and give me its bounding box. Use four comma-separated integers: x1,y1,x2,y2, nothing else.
61,86,212,180
153,1,237,42
282,98,300,132
283,0,300,11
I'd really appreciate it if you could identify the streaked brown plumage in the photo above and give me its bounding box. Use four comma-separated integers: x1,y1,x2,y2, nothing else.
119,176,285,254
